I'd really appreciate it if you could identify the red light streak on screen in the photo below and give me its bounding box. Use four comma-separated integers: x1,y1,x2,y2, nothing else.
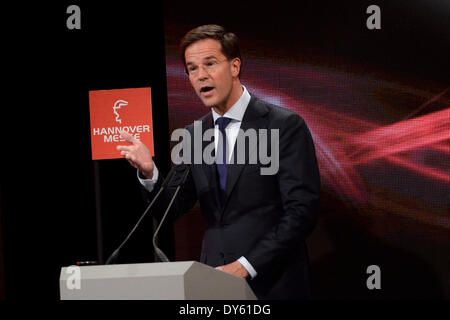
165,55,450,229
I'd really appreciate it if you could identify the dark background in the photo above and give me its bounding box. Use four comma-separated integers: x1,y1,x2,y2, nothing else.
1,0,449,301
1,1,171,299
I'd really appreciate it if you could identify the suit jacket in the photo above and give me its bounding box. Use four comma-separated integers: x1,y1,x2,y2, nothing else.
152,95,320,300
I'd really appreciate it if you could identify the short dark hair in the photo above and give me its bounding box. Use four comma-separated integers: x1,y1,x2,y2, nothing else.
180,24,242,77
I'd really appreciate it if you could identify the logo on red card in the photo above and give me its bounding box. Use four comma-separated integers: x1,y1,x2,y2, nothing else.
89,87,154,160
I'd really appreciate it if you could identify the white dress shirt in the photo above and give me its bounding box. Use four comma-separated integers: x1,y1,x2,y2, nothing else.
138,85,257,279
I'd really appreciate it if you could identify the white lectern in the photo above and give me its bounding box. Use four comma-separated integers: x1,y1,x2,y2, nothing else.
59,261,257,300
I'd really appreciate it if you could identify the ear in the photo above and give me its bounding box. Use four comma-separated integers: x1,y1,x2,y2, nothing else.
230,58,241,77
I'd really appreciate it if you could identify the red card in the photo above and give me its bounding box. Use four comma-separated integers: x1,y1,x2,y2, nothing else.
89,87,154,160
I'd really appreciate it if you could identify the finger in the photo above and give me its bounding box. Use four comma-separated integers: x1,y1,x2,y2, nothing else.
125,153,134,161
128,159,138,169
121,150,140,166
126,153,141,166
119,130,138,145
120,150,138,168
117,145,132,152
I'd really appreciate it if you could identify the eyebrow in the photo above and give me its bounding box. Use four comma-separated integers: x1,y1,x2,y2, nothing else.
186,55,218,65
203,55,218,61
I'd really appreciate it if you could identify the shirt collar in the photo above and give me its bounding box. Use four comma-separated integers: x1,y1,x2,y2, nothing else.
212,85,251,123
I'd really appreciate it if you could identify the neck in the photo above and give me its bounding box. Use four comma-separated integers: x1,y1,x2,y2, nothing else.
213,80,243,116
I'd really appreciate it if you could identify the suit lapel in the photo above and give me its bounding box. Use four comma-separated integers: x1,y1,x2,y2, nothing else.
222,96,269,212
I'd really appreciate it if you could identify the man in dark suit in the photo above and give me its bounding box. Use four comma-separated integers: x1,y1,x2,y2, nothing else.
117,24,320,299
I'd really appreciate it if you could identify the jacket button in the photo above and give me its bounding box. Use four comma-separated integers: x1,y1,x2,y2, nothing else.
219,252,224,258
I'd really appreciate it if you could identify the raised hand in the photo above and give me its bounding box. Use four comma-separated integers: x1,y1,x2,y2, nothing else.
116,130,154,179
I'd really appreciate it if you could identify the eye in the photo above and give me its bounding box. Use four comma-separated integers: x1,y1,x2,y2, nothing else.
188,65,198,73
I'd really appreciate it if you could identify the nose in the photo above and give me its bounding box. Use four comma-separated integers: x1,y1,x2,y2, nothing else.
197,65,209,80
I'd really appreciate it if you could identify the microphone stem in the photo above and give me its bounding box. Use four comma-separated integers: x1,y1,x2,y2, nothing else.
152,185,182,262
105,181,166,265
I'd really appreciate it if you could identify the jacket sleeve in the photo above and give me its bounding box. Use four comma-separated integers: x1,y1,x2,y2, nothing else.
244,113,321,275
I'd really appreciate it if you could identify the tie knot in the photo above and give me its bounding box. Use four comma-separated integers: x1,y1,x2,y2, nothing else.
215,117,232,131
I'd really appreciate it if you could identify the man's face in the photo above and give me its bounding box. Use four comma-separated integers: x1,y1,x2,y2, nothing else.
185,38,240,110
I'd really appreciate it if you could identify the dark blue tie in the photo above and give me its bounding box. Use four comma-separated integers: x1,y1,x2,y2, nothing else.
215,117,232,197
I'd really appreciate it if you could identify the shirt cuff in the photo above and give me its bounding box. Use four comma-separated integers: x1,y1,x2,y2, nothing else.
237,256,257,279
137,165,159,192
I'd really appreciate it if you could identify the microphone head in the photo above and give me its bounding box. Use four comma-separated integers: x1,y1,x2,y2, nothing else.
168,166,191,187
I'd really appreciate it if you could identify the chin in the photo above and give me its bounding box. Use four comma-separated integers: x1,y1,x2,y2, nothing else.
200,100,214,108
200,97,218,108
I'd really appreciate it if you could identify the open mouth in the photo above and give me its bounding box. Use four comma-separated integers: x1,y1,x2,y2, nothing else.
200,86,214,93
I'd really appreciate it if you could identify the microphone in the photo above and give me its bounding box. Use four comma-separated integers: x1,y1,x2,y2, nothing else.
152,165,191,262
104,166,177,265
